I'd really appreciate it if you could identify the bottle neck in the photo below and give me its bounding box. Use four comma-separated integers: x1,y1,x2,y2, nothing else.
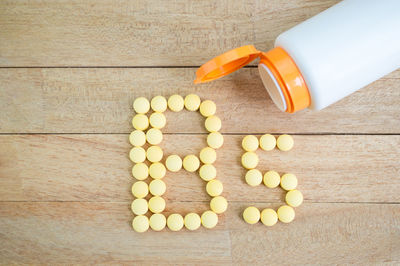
258,47,310,113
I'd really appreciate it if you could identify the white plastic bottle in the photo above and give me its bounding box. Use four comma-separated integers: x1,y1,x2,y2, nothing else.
195,0,400,113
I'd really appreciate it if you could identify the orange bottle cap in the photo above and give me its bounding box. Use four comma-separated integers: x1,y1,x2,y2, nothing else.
195,45,310,113
194,45,261,84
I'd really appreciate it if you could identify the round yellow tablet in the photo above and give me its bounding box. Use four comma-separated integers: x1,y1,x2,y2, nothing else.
146,128,163,145
132,215,149,233
184,213,201,231
146,146,163,163
263,170,280,188
241,152,259,169
184,94,201,111
280,173,298,191
131,181,149,198
168,94,184,112
149,213,166,231
165,154,182,172
285,189,303,207
204,115,222,132
277,205,295,223
206,179,223,197
133,97,150,114
129,147,146,163
243,206,260,224
148,196,166,213
199,164,217,181
151,95,167,112
242,135,259,152
149,179,166,196
260,134,276,151
129,130,146,147
207,132,224,149
131,163,149,180
131,198,148,215
260,208,278,226
245,169,263,187
277,134,294,151
132,114,149,131
199,100,216,117
210,196,228,214
149,112,166,129
149,162,166,179
199,147,217,164
201,211,218,229
167,213,184,231
183,154,200,172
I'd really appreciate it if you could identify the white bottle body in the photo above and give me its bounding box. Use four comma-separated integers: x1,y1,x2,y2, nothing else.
275,0,400,110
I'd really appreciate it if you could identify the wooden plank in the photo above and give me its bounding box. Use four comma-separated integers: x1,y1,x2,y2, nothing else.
0,202,398,264
1,68,399,134
1,134,399,203
0,0,339,67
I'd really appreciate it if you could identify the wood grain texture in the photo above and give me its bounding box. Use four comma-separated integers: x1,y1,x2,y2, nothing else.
0,0,339,67
1,68,399,134
0,202,399,264
1,134,399,203
1,0,399,264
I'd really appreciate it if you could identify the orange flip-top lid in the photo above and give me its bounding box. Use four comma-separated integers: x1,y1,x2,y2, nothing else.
194,45,310,113
194,45,261,84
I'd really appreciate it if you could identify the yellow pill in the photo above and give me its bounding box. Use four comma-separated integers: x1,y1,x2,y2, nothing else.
167,213,184,231
146,128,163,145
131,198,148,215
260,134,276,151
277,134,294,151
280,173,298,191
243,206,260,224
285,189,303,207
241,152,259,169
149,179,166,196
260,208,278,226
151,95,167,112
149,213,166,231
263,170,280,188
201,211,218,229
129,147,146,163
184,213,201,231
149,162,166,179
207,132,224,149
132,215,149,233
133,97,150,114
206,179,223,197
210,196,228,214
205,115,222,132
184,94,201,111
199,100,216,117
245,169,263,187
146,146,163,163
129,130,146,147
149,112,166,129
132,114,149,130
242,135,259,152
199,164,217,181
168,94,184,112
183,154,200,172
199,147,217,164
148,196,166,213
165,154,182,172
277,205,295,223
131,163,149,181
131,181,149,198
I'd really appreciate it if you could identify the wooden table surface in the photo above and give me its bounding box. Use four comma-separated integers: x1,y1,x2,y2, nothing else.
1,0,399,264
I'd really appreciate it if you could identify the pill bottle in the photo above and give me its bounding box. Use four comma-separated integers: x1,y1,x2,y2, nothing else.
194,0,400,113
